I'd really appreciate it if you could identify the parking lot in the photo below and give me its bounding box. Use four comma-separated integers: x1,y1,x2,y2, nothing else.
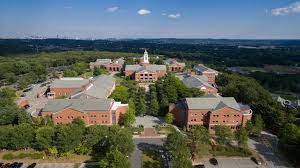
202,158,265,168
22,83,49,117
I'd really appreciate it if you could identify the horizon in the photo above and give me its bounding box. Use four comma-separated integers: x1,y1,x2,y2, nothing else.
1,0,300,39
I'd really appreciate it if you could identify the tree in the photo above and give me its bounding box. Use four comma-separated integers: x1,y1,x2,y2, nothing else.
119,99,136,127
280,124,300,145
54,123,84,154
252,115,263,136
136,98,146,116
10,123,35,149
93,67,108,76
99,149,131,168
63,70,78,77
106,126,135,156
149,95,159,116
165,132,190,160
165,113,174,124
72,62,87,75
16,109,32,124
165,132,192,168
188,126,211,158
110,86,129,103
0,106,17,125
35,127,55,150
85,125,109,146
3,72,17,85
235,128,248,148
215,125,233,145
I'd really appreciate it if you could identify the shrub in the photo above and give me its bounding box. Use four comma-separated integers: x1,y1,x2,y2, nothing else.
3,153,14,160
30,152,44,159
16,153,28,159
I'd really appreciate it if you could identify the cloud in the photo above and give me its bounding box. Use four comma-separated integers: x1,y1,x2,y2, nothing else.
138,9,151,16
107,6,119,12
162,13,167,16
64,6,72,9
271,2,300,16
168,13,181,19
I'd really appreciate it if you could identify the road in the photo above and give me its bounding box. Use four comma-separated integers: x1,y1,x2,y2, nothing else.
131,138,167,168
248,131,292,168
202,158,264,168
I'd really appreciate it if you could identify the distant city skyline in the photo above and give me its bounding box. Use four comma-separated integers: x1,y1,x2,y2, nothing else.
1,0,300,39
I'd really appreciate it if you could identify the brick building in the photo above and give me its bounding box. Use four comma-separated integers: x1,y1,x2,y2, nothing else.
47,75,115,99
41,99,128,125
180,75,218,95
193,64,218,84
164,58,185,72
125,50,167,82
89,58,124,72
169,95,252,133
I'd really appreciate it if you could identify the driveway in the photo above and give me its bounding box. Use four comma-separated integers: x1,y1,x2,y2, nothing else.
131,138,167,168
23,83,48,116
248,131,292,168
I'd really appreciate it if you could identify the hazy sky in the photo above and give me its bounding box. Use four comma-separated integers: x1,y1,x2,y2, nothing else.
1,0,300,39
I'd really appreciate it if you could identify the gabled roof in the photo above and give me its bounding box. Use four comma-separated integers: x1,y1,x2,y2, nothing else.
50,78,90,89
71,75,115,99
125,65,142,71
182,76,214,89
164,58,185,66
125,64,166,72
42,98,113,113
185,97,240,111
194,64,215,73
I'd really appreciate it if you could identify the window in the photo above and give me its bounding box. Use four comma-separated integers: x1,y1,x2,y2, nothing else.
223,120,225,123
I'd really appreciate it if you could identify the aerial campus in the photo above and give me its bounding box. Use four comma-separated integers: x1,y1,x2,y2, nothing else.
1,1,300,168
1,47,298,168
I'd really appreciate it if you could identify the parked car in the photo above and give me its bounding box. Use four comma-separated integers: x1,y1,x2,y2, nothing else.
27,163,37,168
209,158,218,165
251,157,262,165
194,164,205,168
24,104,30,110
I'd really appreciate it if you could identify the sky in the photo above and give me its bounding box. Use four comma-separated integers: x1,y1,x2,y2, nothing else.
0,0,300,39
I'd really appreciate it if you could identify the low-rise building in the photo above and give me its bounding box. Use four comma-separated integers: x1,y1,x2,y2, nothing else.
169,95,252,133
89,58,124,72
47,75,115,99
181,75,218,95
193,64,218,84
125,50,167,82
41,98,128,125
164,58,185,72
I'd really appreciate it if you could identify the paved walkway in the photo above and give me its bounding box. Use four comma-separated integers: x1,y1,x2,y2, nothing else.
134,115,164,128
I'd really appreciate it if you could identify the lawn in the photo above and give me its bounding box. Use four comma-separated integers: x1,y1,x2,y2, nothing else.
0,150,90,163
155,125,175,135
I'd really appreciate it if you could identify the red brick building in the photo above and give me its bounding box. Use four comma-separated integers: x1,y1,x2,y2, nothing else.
169,96,252,133
41,99,128,125
164,58,185,72
193,64,218,84
89,58,124,72
125,50,167,82
48,76,115,99
181,75,218,95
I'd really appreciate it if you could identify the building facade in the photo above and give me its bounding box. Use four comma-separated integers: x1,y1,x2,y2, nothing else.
164,58,186,72
125,50,167,82
169,96,252,133
41,99,128,125
193,64,218,84
90,58,124,72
